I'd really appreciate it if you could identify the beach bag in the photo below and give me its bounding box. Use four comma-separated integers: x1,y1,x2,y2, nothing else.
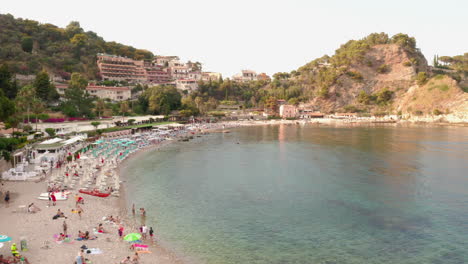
21,239,28,251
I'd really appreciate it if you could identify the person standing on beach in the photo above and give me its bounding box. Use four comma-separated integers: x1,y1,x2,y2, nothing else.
75,249,84,264
141,225,148,240
132,204,135,216
149,227,154,243
51,193,56,206
4,191,10,207
63,220,67,235
76,204,83,219
118,225,124,239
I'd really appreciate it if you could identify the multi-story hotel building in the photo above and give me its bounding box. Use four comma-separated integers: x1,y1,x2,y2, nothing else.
97,53,147,83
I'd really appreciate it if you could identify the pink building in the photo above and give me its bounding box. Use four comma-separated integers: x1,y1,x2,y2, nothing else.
279,105,298,118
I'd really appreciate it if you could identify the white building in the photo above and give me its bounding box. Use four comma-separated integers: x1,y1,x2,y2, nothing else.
232,70,257,82
56,84,131,101
175,79,198,92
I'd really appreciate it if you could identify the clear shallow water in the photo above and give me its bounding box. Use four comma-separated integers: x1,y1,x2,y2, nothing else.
123,125,468,264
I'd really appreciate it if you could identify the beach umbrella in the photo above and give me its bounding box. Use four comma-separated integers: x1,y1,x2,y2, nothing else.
0,235,12,242
123,233,141,242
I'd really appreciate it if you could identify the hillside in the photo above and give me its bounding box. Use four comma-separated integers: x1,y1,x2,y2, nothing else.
284,33,467,119
0,13,154,80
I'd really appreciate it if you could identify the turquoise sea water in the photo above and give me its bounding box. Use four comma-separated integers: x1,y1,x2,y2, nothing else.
123,125,468,264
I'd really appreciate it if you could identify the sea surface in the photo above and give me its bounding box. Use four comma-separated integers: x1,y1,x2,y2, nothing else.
123,124,468,264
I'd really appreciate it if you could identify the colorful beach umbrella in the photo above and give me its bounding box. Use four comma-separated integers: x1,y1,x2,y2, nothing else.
0,235,12,242
123,233,141,242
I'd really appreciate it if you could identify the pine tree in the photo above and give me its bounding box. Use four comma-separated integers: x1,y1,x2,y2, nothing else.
34,71,52,102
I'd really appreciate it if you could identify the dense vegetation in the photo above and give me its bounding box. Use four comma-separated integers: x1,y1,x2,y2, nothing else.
0,14,153,79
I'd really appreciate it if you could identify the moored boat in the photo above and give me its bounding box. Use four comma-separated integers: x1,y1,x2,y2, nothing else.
79,189,111,198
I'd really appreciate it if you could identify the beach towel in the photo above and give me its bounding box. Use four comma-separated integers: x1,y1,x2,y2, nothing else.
136,250,152,254
86,248,103,254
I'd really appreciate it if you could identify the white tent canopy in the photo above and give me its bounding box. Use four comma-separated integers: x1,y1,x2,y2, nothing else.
40,137,63,145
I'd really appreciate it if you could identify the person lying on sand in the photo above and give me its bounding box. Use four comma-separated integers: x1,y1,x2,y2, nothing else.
97,223,106,233
57,233,66,241
0,254,17,264
120,256,132,264
53,209,66,219
28,203,41,213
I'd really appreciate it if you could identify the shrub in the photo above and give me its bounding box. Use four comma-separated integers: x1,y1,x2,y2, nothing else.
45,128,56,137
416,72,428,85
433,109,443,115
403,61,412,67
428,84,449,92
346,71,363,81
377,64,390,74
357,91,371,104
373,111,388,117
267,115,281,120
343,105,362,113
375,88,394,105
22,125,33,132
414,110,424,116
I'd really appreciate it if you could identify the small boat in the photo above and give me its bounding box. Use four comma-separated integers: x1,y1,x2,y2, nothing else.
79,189,111,198
37,195,68,201
39,191,71,197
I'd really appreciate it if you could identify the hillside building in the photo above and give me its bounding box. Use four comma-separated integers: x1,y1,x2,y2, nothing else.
232,70,257,82
56,84,131,101
279,105,298,118
257,73,271,81
201,72,222,82
175,79,198,92
97,53,147,83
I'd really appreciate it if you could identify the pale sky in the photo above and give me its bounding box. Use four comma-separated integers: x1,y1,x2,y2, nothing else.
2,0,467,78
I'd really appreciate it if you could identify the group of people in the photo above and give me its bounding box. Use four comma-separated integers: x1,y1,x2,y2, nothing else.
0,243,31,264
120,252,140,264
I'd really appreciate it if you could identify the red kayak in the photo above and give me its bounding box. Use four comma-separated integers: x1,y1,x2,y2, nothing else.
79,189,111,198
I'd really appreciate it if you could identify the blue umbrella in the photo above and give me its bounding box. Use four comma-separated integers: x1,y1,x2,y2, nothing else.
0,235,12,242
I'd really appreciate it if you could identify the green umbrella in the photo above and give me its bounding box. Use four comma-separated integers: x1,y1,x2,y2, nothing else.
123,233,141,242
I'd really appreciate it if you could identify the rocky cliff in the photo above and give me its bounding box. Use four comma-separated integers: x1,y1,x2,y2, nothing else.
290,33,467,121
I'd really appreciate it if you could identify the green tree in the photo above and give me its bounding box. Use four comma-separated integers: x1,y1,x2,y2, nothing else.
416,72,428,85
45,128,56,137
0,96,15,122
15,85,36,123
34,71,53,102
5,116,20,135
91,121,100,131
120,101,130,116
65,21,83,38
21,36,33,53
62,73,94,117
70,33,88,47
31,98,45,131
0,64,18,99
95,99,106,117
145,85,182,115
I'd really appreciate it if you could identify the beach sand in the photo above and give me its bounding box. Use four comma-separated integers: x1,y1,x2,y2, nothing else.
0,180,183,264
